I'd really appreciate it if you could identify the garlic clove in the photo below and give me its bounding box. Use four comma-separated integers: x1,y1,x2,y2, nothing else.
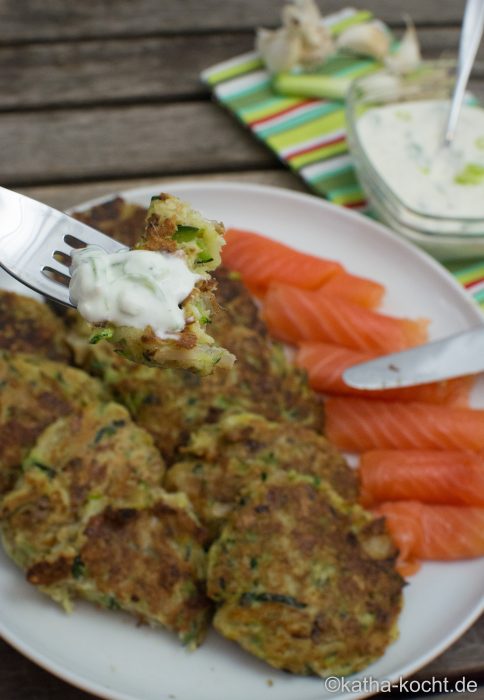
385,16,421,75
299,27,335,69
282,0,322,31
336,21,391,61
257,0,334,73
256,27,302,74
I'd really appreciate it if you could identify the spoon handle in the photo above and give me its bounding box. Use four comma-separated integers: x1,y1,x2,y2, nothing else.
444,0,484,146
459,0,484,67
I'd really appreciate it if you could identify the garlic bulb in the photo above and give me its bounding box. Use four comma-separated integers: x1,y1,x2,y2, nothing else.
385,17,421,74
299,24,334,69
257,0,334,74
336,21,391,61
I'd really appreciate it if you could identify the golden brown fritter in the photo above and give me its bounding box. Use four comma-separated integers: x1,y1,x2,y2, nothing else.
66,302,322,464
73,197,146,247
72,197,263,337
73,497,211,648
3,495,210,648
212,267,267,336
0,403,210,648
112,323,323,463
0,350,106,495
141,194,225,270
73,193,234,375
165,412,356,537
204,321,323,428
0,290,70,362
0,401,165,565
208,471,404,676
68,197,322,458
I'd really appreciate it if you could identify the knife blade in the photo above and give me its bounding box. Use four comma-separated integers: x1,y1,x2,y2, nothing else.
342,326,484,390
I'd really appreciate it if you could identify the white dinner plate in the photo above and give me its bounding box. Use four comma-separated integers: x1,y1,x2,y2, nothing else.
1,181,483,700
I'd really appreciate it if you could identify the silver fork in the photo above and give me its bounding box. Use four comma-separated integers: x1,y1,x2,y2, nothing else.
0,186,126,307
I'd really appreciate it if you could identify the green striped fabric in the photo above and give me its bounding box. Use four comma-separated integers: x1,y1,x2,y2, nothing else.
201,7,484,310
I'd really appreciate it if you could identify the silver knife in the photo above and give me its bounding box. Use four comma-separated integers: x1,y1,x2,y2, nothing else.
343,326,484,389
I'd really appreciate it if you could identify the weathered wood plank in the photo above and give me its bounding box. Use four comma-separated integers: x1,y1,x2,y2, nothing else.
15,169,304,210
3,74,484,187
0,34,251,109
424,687,484,700
0,0,467,44
0,35,246,110
1,28,483,112
0,638,93,699
0,102,275,186
414,614,484,680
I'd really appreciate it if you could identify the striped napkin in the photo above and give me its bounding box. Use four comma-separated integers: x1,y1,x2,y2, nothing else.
201,7,484,310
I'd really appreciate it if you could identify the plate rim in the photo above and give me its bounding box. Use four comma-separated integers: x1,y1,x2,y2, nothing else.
1,179,483,700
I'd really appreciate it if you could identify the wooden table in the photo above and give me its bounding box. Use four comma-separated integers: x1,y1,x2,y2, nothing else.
1,1,483,698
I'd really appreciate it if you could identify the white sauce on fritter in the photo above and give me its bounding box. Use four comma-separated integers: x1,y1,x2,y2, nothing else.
69,246,200,338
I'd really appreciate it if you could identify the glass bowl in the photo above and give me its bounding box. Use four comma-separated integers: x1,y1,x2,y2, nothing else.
346,61,484,261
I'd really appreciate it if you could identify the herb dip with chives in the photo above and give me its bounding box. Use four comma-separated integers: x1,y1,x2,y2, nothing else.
357,100,484,220
69,246,200,338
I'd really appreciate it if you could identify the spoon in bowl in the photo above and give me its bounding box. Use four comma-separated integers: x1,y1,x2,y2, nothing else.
443,0,484,146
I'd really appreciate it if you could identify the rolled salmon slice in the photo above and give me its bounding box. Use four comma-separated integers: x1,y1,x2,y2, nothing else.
263,283,428,353
223,228,343,290
360,450,484,507
375,501,484,574
296,342,473,405
325,397,484,452
319,271,385,309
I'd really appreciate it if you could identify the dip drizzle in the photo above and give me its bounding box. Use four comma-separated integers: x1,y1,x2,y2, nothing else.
69,246,200,338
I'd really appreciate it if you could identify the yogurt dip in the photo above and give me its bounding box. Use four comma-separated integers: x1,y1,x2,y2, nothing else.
69,246,200,338
357,100,484,220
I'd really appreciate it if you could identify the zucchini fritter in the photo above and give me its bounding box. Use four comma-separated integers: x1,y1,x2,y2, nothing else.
0,404,211,648
165,412,356,537
75,193,234,375
73,196,146,248
208,471,404,676
72,496,210,648
142,194,224,272
1,401,165,566
0,290,70,362
0,350,106,495
66,282,322,463
212,267,267,336
111,322,323,462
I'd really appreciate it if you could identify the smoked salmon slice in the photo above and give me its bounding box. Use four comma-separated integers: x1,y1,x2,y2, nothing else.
263,283,428,353
325,397,484,452
296,342,473,406
375,501,484,571
360,450,484,507
320,271,385,309
223,228,343,290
